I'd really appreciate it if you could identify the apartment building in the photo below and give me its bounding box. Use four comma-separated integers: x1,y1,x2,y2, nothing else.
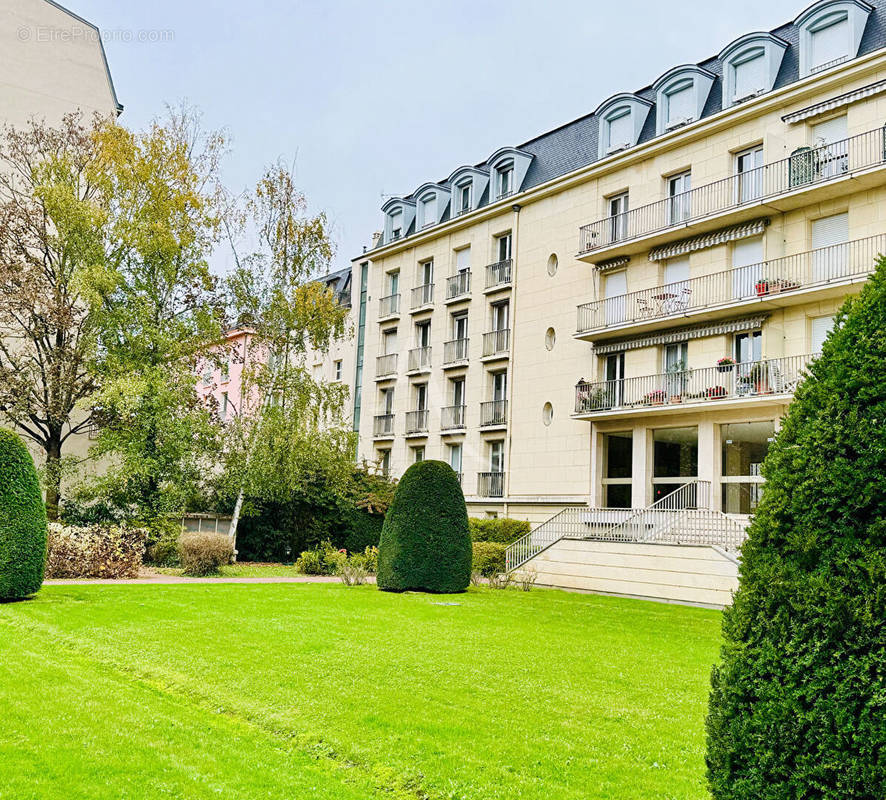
353,0,886,525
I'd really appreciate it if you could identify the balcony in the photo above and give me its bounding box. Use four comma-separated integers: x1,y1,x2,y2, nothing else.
373,414,395,438
379,293,400,319
574,354,816,420
481,329,510,360
576,234,886,341
480,399,508,428
441,404,467,431
375,353,398,379
445,271,471,302
411,283,434,310
485,259,512,291
405,409,429,436
578,127,886,260
478,471,505,498
407,346,432,374
443,337,469,366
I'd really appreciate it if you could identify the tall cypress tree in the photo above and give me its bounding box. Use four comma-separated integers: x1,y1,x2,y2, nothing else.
706,258,886,798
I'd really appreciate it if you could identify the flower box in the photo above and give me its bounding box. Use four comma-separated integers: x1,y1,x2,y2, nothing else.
642,390,666,405
705,385,728,400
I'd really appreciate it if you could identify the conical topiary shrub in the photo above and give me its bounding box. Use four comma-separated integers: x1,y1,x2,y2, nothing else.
0,428,47,600
706,257,886,799
377,460,471,593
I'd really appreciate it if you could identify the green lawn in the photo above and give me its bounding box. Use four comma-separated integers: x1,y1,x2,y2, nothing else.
0,584,722,800
151,562,307,578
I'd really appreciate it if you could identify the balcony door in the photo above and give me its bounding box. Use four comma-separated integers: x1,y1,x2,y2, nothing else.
496,232,512,263
811,212,848,283
491,301,509,332
812,116,848,179
668,171,691,225
452,312,468,341
381,387,394,415
414,383,427,412
732,237,764,300
735,146,763,203
452,377,465,408
448,443,463,475
604,270,627,325
664,342,688,398
608,192,628,243
415,320,431,348
490,440,504,473
492,371,507,403
735,331,762,392
604,352,625,407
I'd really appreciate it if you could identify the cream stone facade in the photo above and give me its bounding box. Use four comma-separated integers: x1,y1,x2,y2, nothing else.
353,0,886,533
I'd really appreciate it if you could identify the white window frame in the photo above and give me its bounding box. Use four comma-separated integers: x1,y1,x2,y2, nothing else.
419,194,436,228
653,66,715,135
595,94,653,159
718,33,788,108
496,162,514,198
795,0,872,78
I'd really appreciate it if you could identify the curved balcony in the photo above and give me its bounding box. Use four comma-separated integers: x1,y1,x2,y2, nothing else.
574,354,817,419
578,127,886,260
576,234,885,340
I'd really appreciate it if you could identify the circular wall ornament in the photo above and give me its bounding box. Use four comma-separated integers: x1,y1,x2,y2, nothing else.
545,327,556,351
547,253,558,276
543,402,554,426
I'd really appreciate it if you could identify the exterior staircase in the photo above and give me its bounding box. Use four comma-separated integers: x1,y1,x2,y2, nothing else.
505,481,747,572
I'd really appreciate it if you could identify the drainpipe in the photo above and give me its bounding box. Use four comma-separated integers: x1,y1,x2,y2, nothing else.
503,203,522,518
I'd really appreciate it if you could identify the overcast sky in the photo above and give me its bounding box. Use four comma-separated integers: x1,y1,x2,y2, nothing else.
71,0,803,273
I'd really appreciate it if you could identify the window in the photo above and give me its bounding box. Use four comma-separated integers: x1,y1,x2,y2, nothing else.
721,421,775,513
495,232,512,262
663,255,689,292
451,377,465,407
607,192,629,243
419,195,436,228
795,1,871,78
334,360,342,381
456,246,470,274
812,212,849,281
220,357,230,383
736,146,764,203
491,301,509,332
221,392,229,421
719,33,788,108
414,383,428,411
415,320,431,349
202,364,213,387
457,182,471,214
383,328,398,355
492,370,507,402
380,386,394,414
667,171,691,224
489,440,504,473
664,341,689,398
811,315,836,352
652,426,698,504
595,94,653,158
419,259,434,286
448,443,463,476
542,402,554,426
496,162,513,198
653,66,715,135
603,270,627,325
734,332,763,391
387,271,400,297
312,363,322,380
602,432,633,508
378,449,391,476
812,116,849,178
452,312,468,341
390,209,403,240
735,330,762,363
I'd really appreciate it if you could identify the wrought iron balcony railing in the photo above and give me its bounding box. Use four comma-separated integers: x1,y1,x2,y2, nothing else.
411,283,434,308
405,409,429,434
373,414,395,437
441,404,466,430
480,399,508,427
375,353,397,377
407,346,432,372
577,234,886,334
446,271,471,299
579,127,886,254
379,293,400,318
482,329,510,357
485,259,512,289
574,354,817,415
443,337,469,364
478,471,505,498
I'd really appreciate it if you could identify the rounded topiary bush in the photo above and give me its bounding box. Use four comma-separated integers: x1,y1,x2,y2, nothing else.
377,460,471,593
0,428,47,600
706,257,886,799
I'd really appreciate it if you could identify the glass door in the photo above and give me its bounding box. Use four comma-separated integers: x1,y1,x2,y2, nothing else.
604,353,625,407
736,146,763,203
664,342,688,399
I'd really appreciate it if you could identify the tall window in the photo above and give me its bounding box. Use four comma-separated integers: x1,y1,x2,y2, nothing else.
736,146,763,203
378,449,391,476
732,51,766,101
491,301,509,332
811,315,835,352
390,210,402,240
492,371,507,402
334,360,342,381
602,432,633,508
412,445,425,463
455,246,470,275
812,116,848,178
383,328,398,355
452,312,468,341
419,259,434,286
495,232,512,262
451,377,465,407
489,440,504,473
732,237,764,299
810,14,849,71
652,426,698,504
420,195,436,228
496,163,513,198
603,270,627,325
387,271,399,296
668,171,691,224
721,421,774,513
457,182,471,214
812,212,849,281
414,383,428,411
448,443,463,476
221,392,229,421
734,330,762,364
380,386,394,414
607,110,633,152
608,192,629,243
665,83,694,128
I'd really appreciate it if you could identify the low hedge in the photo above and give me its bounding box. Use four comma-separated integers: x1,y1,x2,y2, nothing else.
472,541,506,577
45,523,147,579
469,517,530,544
179,532,234,576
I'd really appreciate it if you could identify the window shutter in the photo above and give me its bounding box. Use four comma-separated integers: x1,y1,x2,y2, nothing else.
608,112,632,150
664,256,690,285
811,315,835,352
812,116,848,145
812,213,849,249
811,18,848,68
604,271,627,298
667,85,694,125
734,54,765,99
456,247,470,270
731,237,764,299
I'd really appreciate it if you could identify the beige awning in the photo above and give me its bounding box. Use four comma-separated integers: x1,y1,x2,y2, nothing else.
648,218,769,262
593,315,769,354
782,79,886,124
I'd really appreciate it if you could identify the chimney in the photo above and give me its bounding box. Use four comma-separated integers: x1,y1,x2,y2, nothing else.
371,230,383,249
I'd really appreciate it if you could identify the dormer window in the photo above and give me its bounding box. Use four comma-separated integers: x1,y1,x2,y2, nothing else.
719,33,788,108
795,0,872,78
457,182,472,215
596,94,653,158
447,166,488,215
653,66,715,135
381,197,416,245
496,162,514,198
419,194,436,228
390,209,403,240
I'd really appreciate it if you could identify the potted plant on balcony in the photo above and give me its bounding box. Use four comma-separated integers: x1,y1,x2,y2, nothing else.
642,389,666,405
755,279,770,297
717,356,736,373
749,361,769,393
705,385,728,399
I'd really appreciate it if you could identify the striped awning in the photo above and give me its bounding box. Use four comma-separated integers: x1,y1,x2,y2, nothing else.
594,255,630,271
648,218,769,262
593,315,769,354
782,79,886,124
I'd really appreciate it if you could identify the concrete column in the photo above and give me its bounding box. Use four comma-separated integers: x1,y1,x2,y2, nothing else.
632,423,652,508
698,419,718,510
590,425,605,507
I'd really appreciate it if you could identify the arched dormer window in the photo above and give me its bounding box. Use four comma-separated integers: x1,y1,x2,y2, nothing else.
595,93,653,158
795,0,872,77
413,182,451,230
447,166,489,217
653,65,716,135
719,32,788,108
381,197,415,244
486,147,532,201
